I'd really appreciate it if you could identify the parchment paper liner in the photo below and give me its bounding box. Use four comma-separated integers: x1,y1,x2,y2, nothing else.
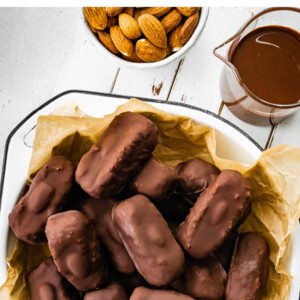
1,99,299,299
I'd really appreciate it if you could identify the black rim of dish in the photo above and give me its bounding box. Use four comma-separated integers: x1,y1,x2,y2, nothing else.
0,89,263,207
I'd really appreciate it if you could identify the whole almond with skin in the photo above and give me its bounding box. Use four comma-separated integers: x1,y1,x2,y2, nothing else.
110,25,134,57
124,7,134,17
136,39,166,62
106,7,124,17
122,51,144,62
98,31,119,54
138,14,167,48
177,7,199,17
161,9,182,33
140,7,172,18
88,23,97,33
180,12,199,44
169,24,183,52
119,13,141,40
84,7,107,30
107,16,118,28
164,45,172,57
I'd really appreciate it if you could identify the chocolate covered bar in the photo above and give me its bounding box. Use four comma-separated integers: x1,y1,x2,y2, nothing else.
84,283,128,300
176,158,220,203
237,202,252,226
112,195,185,286
76,112,158,198
172,256,226,300
45,210,108,291
130,287,194,300
28,257,79,300
129,157,178,202
226,232,270,300
9,156,74,244
81,197,135,274
177,169,252,258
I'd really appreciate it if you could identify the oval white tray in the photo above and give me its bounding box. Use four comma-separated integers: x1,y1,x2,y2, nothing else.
0,90,299,299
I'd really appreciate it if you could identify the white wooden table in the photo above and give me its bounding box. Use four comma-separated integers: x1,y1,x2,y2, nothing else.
0,7,299,173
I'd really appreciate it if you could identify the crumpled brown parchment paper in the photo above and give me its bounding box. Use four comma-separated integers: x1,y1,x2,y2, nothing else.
1,99,299,299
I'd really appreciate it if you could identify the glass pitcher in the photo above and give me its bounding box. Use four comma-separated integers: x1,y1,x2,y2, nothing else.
214,7,300,126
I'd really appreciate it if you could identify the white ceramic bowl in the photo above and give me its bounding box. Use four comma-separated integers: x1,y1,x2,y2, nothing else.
81,8,210,68
0,91,299,299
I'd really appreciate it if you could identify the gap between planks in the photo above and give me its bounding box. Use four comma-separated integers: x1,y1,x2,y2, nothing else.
110,68,120,93
166,58,185,102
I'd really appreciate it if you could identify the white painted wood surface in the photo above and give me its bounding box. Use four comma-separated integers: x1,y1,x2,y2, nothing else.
53,7,299,150
0,7,299,175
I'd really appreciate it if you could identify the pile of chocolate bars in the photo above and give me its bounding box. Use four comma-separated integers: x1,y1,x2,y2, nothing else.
9,112,270,300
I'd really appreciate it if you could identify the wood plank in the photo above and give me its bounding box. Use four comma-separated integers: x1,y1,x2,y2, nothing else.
269,110,300,148
112,60,181,100
167,7,254,112
54,25,120,95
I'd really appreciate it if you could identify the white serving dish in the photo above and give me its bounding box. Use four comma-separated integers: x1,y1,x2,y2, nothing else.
0,91,299,299
81,8,209,68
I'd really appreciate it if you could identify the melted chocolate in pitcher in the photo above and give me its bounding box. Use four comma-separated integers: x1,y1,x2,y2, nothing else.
223,25,300,125
231,26,300,105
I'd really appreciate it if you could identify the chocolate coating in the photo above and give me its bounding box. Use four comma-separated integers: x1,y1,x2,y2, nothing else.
176,158,220,203
81,197,135,274
216,231,238,272
177,170,252,258
172,256,226,300
236,202,252,227
84,283,128,300
129,157,178,202
226,232,270,300
130,287,194,300
76,112,158,198
28,257,79,300
112,195,185,286
9,156,74,244
45,210,108,291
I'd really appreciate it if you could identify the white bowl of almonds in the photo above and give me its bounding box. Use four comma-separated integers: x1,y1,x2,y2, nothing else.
82,7,209,68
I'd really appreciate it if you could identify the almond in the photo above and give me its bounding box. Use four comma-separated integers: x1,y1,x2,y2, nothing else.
161,9,182,33
164,45,172,57
122,51,144,62
124,7,134,17
89,24,97,33
140,7,172,18
136,39,166,62
107,16,118,28
169,24,184,52
180,12,199,44
119,13,141,40
98,31,119,54
138,14,167,49
177,7,200,17
84,7,107,31
110,25,134,57
106,7,124,17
